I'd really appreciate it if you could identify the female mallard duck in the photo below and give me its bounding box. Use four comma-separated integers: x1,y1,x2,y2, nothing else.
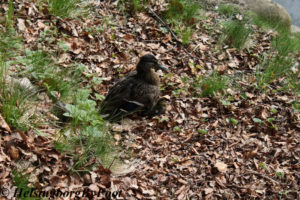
100,54,169,121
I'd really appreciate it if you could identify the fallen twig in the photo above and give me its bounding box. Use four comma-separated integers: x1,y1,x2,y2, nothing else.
148,8,179,42
148,7,196,59
245,170,280,184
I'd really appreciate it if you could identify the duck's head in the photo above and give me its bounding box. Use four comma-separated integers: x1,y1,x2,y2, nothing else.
136,54,169,74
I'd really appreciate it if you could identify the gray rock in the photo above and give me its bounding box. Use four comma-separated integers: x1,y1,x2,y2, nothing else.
291,25,300,34
245,0,292,29
273,0,300,27
5,76,37,94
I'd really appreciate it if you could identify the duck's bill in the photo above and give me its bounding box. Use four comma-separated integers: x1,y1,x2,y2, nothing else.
157,64,169,72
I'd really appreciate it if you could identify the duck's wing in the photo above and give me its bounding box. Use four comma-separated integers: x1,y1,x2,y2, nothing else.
100,72,146,120
131,83,160,112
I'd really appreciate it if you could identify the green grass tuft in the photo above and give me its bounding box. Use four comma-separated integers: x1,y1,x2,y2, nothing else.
256,33,300,92
250,12,290,34
0,60,36,131
12,169,40,200
15,50,83,102
165,0,200,23
221,19,252,49
218,4,240,17
45,0,88,18
0,28,22,62
164,0,202,45
118,0,150,15
198,72,228,97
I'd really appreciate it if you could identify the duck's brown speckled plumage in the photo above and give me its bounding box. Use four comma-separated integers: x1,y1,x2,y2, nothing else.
100,54,168,121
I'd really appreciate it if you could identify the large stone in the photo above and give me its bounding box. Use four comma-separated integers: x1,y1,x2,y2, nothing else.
5,76,37,94
291,25,300,34
245,0,292,29
273,0,300,27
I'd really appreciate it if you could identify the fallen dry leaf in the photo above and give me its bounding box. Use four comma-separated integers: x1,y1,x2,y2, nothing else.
215,161,228,173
